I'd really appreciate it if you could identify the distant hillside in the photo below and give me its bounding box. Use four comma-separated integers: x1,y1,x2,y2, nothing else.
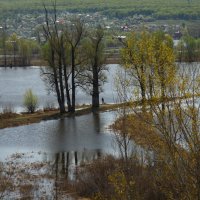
0,0,200,20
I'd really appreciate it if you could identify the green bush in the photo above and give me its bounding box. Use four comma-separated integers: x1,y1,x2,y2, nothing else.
23,89,38,113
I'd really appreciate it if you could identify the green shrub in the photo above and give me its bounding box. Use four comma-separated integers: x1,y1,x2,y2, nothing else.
23,89,38,113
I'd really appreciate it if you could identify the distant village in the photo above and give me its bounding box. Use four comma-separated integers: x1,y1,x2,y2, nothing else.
0,11,187,66
1,11,184,41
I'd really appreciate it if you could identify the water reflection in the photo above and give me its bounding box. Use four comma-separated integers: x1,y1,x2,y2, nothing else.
0,150,103,200
51,150,102,181
44,149,102,200
0,111,117,160
93,112,101,133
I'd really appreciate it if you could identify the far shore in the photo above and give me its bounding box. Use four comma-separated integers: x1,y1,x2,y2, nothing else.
1,54,199,68
0,55,121,68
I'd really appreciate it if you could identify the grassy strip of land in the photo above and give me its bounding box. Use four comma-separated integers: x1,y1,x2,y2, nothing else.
0,103,124,129
0,110,59,129
1,93,196,130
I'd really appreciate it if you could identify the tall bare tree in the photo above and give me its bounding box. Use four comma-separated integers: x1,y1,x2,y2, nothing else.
64,18,85,112
42,3,66,113
78,26,107,109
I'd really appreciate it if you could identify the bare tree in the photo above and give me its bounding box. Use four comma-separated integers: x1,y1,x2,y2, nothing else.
78,26,107,109
42,3,107,113
64,18,85,112
42,2,66,113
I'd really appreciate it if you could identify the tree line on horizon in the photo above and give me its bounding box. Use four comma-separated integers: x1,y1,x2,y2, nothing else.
0,0,200,20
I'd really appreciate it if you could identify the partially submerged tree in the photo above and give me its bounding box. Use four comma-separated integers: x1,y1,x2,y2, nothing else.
117,31,200,199
143,65,200,199
64,18,85,112
41,2,107,113
78,26,107,109
176,35,200,62
0,32,40,67
183,35,197,62
7,33,18,66
1,24,7,67
121,31,176,110
42,3,68,114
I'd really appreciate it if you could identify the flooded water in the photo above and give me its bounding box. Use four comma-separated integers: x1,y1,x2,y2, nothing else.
0,64,119,112
0,110,141,162
0,110,143,199
0,111,117,159
0,64,143,199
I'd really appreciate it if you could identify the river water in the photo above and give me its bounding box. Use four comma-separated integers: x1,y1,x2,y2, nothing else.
3,63,197,199
0,64,119,112
0,64,141,161
0,111,120,160
0,65,144,199
1,63,198,161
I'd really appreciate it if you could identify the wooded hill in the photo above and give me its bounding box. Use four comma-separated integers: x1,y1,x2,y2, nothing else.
0,0,200,20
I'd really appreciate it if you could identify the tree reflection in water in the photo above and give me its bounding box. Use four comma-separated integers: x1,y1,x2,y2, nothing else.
52,149,102,199
0,150,103,199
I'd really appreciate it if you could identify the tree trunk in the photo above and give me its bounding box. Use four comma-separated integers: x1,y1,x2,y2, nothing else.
140,80,146,112
92,35,102,109
92,63,99,108
71,48,76,112
140,67,146,112
61,41,72,112
160,66,165,112
149,74,153,99
51,49,63,114
13,44,16,66
2,28,7,67
58,54,65,113
161,81,165,111
63,63,72,112
3,42,7,67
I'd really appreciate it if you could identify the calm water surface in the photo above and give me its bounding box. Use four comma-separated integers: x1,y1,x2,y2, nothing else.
0,64,142,164
0,65,119,112
0,110,138,199
0,110,139,162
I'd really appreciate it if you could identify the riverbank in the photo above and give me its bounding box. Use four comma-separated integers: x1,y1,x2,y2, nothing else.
0,55,120,67
1,94,194,129
1,54,199,68
0,103,123,129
